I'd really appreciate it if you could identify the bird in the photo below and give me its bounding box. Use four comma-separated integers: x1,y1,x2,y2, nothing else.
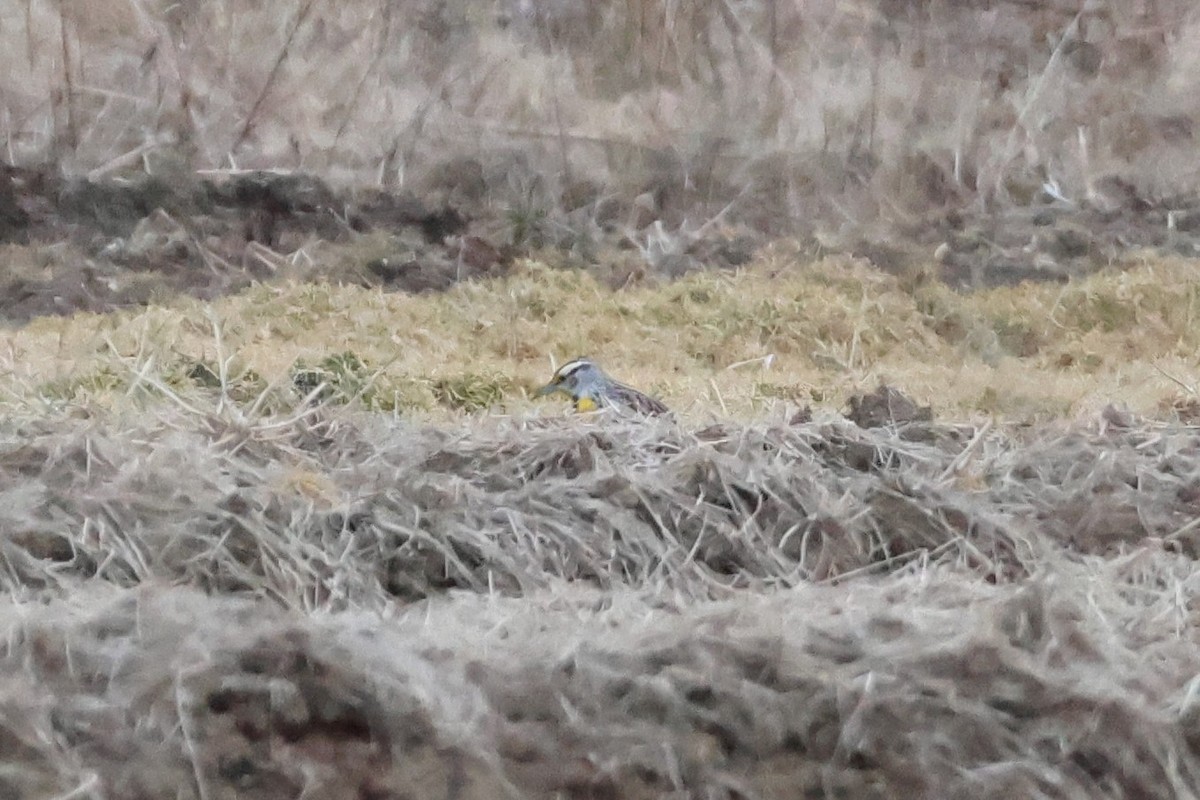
534,357,669,416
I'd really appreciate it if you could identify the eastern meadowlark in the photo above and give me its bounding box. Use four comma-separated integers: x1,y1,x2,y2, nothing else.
535,357,669,416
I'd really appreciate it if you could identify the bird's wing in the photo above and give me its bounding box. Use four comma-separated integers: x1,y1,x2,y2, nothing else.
613,383,670,416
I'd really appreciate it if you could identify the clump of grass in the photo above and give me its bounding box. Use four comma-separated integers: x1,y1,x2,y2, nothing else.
1057,288,1141,334
990,316,1043,358
37,365,125,402
291,351,372,402
288,350,419,412
431,372,513,412
505,201,551,249
167,356,270,403
976,386,1073,420
1052,347,1105,373
753,381,817,404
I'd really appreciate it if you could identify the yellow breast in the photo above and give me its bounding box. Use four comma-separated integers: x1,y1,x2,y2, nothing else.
575,396,599,412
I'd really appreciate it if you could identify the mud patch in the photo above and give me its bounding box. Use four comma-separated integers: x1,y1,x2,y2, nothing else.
0,165,507,323
0,163,771,324
847,385,935,429
838,198,1199,291
6,161,1200,324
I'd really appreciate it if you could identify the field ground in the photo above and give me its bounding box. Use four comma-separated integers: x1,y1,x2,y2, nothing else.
2,245,1200,798
6,0,1200,797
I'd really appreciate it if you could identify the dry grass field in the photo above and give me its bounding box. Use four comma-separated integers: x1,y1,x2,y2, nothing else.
1,246,1199,799
5,1,1200,799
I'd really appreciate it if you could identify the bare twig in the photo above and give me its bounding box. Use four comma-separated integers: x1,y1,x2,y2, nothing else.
232,0,317,151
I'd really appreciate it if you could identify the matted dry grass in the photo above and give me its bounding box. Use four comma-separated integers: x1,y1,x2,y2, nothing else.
1,389,1200,798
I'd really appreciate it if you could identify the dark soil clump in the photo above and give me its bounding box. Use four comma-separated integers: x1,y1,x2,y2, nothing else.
3,160,1200,324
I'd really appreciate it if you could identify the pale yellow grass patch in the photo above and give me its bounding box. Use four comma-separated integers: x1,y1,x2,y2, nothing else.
1,251,1198,424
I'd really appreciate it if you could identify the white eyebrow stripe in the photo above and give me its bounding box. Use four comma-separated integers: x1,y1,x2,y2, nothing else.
556,359,591,378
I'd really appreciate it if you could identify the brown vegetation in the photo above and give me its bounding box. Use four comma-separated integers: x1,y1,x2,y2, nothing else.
3,392,1200,798
7,0,1198,214
4,0,1200,278
5,2,1200,798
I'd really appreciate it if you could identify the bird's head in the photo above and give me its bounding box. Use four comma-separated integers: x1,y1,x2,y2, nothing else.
535,357,603,398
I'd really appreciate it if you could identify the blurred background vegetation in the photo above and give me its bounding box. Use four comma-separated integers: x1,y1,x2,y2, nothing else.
4,0,1196,234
